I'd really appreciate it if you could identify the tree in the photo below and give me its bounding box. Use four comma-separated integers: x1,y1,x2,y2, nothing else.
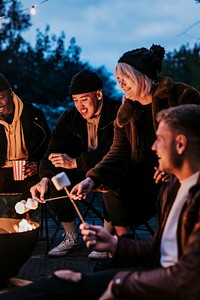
0,0,119,110
2,0,199,131
161,43,200,90
0,0,31,52
0,0,32,87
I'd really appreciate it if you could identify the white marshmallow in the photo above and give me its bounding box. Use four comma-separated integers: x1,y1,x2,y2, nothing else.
15,200,29,214
51,172,71,190
25,198,39,210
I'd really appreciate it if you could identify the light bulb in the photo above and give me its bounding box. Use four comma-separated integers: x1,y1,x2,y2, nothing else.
30,6,37,15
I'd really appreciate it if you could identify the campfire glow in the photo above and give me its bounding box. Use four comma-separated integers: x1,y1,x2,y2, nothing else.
14,218,37,232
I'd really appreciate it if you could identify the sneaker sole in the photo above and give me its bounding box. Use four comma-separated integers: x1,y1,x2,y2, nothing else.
88,254,108,260
48,244,81,258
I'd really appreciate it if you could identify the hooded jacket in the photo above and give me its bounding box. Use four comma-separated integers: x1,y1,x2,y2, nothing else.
0,102,50,167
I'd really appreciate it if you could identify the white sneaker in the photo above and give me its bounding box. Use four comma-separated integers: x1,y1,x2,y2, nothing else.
88,250,108,260
48,231,80,257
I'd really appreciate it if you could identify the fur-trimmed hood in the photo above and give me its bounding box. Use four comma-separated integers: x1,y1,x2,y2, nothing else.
116,76,200,128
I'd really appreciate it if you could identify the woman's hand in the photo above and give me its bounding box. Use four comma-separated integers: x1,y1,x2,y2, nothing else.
70,177,95,200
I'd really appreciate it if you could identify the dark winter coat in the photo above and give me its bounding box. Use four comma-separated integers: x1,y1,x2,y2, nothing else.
39,96,121,180
0,102,50,167
86,77,200,225
87,77,200,186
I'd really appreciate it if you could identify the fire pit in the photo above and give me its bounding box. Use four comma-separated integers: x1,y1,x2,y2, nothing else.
0,218,40,282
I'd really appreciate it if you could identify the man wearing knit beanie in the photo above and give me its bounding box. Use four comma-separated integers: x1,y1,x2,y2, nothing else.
69,69,103,96
30,69,122,258
0,73,50,206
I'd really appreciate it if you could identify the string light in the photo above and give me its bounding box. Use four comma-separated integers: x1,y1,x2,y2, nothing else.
30,6,37,15
0,0,48,21
29,0,49,15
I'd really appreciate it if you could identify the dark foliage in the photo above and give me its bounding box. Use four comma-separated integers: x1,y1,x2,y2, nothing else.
161,43,200,90
0,0,120,111
0,0,199,129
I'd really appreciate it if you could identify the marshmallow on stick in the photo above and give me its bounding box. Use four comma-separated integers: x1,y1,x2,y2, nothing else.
51,172,84,223
25,198,39,210
15,198,39,214
15,200,30,214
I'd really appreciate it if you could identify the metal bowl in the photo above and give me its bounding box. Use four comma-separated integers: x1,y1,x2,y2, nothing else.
0,218,40,281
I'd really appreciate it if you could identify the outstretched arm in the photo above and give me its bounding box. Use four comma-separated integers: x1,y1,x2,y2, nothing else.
80,222,118,256
70,177,96,200
30,177,50,202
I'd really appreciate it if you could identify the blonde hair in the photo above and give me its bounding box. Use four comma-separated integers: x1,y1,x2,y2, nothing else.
115,63,153,99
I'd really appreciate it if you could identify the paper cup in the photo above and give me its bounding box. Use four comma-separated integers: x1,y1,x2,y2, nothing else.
13,160,26,181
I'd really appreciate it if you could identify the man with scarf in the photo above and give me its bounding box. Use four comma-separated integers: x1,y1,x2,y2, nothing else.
0,73,50,204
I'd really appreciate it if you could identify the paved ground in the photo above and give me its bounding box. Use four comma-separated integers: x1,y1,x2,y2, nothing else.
0,194,158,289
16,219,157,283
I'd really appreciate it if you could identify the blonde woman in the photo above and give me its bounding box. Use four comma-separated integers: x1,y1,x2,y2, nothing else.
71,45,200,247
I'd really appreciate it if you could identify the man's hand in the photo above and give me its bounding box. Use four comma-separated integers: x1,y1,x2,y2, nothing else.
30,177,50,202
80,222,118,256
153,167,171,184
53,270,82,283
23,162,38,179
99,280,114,300
70,177,95,200
48,153,77,169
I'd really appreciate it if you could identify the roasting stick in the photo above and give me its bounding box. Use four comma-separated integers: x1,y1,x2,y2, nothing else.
44,195,68,202
15,195,68,215
51,172,84,223
63,186,84,223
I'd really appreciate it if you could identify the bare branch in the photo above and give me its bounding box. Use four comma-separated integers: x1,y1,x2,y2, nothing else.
178,20,200,36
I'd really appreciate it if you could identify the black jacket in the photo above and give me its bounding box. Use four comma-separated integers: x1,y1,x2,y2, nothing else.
39,96,121,179
0,102,50,166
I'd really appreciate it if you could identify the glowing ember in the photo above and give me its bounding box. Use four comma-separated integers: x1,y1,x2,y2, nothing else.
14,219,36,232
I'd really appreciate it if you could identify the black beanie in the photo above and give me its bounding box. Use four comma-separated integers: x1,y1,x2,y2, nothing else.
0,73,11,92
69,69,103,95
118,44,165,79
